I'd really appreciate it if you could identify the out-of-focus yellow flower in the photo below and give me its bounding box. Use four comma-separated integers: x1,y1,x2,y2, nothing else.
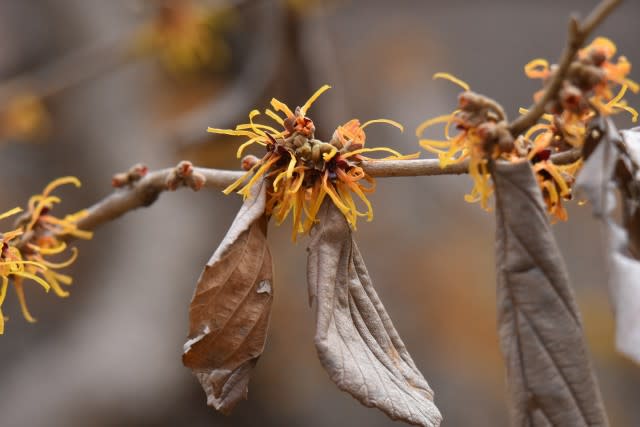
0,177,92,334
209,85,416,239
135,0,233,76
1,93,51,141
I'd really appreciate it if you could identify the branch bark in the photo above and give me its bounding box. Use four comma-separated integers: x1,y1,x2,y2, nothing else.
63,148,580,239
71,166,243,234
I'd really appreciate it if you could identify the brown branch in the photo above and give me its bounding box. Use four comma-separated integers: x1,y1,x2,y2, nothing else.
508,0,622,138
361,149,581,178
63,149,580,239
72,165,243,234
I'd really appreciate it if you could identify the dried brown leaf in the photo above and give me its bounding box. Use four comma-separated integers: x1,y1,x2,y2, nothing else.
183,180,273,414
493,160,609,427
307,201,442,427
576,119,640,364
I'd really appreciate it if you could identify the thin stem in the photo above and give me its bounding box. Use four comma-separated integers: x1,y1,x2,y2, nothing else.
72,167,243,233
61,149,580,239
361,149,581,178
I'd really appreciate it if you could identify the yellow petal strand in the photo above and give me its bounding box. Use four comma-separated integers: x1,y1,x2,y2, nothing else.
43,176,81,197
524,58,549,78
361,119,404,133
379,152,420,160
248,109,261,122
265,108,285,126
64,228,94,240
416,114,454,137
345,181,373,222
236,137,263,159
590,37,617,58
419,139,451,149
285,155,297,180
433,72,470,91
40,217,93,240
246,109,268,137
542,180,559,207
65,209,89,223
608,85,628,106
37,247,78,269
288,169,305,194
624,78,639,94
300,84,331,116
13,278,36,323
305,186,326,229
51,271,72,286
518,107,554,123
612,104,639,122
322,145,338,162
43,271,69,298
0,207,22,221
236,123,282,136
239,155,280,198
13,271,51,292
0,276,8,334
28,241,67,255
525,124,552,141
270,98,294,118
2,229,23,242
27,196,62,230
207,127,257,138
0,260,47,269
342,147,403,159
291,191,305,242
322,173,349,214
444,111,460,140
335,184,356,226
272,170,287,192
539,163,571,197
223,163,259,195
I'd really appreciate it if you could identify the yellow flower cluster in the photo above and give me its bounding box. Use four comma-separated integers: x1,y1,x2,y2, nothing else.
0,177,92,334
0,93,50,141
209,85,416,239
417,37,638,222
417,73,506,210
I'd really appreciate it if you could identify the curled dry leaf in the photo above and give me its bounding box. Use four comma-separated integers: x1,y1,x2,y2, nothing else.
492,160,609,427
307,200,442,427
183,180,273,414
576,118,640,364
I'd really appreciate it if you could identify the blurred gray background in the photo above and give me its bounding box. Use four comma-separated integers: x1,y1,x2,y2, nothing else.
0,0,639,426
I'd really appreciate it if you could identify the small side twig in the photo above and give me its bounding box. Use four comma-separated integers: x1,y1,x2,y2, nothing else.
508,0,622,138
71,162,243,235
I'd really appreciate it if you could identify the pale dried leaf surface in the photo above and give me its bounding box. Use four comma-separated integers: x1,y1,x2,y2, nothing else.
577,119,640,364
183,181,273,414
307,201,442,427
493,160,609,427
